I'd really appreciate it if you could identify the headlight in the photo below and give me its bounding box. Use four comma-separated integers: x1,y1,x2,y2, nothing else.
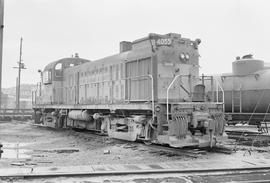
185,54,190,60
204,121,209,128
180,53,185,60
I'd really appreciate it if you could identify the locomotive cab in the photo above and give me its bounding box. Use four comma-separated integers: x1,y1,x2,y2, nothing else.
35,56,90,105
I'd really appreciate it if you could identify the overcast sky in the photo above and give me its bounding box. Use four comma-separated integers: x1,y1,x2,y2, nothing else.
2,0,270,88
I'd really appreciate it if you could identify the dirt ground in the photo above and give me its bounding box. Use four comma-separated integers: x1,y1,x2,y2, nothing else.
0,120,270,169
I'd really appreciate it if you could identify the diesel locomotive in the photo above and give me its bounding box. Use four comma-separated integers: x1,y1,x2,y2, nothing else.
32,33,227,147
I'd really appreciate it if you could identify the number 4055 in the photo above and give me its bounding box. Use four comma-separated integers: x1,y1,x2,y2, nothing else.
156,38,172,45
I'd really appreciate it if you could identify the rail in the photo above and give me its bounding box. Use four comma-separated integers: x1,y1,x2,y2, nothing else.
1,163,270,179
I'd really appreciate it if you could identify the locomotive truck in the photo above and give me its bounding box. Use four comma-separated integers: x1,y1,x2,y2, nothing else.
32,33,227,147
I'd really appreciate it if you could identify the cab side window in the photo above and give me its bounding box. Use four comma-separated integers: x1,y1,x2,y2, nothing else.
55,63,63,77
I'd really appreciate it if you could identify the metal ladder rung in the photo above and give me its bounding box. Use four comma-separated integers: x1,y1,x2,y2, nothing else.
232,88,242,113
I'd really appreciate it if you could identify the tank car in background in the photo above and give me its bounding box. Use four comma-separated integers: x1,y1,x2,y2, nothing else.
32,33,227,148
214,54,270,125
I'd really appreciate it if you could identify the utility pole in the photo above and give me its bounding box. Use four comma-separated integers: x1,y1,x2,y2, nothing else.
13,38,26,110
0,0,4,109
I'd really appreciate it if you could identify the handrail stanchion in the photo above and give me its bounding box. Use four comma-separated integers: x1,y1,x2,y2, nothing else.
166,75,181,122
215,78,225,112
216,81,219,102
148,75,155,120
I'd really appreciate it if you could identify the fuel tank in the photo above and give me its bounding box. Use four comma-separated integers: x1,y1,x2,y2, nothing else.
68,110,92,121
215,55,270,113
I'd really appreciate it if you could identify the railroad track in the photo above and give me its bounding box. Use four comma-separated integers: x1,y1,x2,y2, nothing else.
72,127,235,157
1,164,270,183
226,130,270,142
33,124,234,157
1,123,268,182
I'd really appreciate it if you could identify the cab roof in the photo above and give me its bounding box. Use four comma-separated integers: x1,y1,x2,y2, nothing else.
44,57,90,71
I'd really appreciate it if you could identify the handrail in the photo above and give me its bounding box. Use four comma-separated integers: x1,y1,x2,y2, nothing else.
148,75,155,120
55,75,152,89
69,75,153,86
36,75,155,112
214,78,225,112
166,75,181,121
165,75,225,121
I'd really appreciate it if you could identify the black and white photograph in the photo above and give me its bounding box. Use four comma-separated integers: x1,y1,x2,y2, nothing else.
0,0,270,182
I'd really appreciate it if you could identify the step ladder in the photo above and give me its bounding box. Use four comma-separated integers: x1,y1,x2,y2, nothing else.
162,104,171,135
162,104,188,137
232,83,242,113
